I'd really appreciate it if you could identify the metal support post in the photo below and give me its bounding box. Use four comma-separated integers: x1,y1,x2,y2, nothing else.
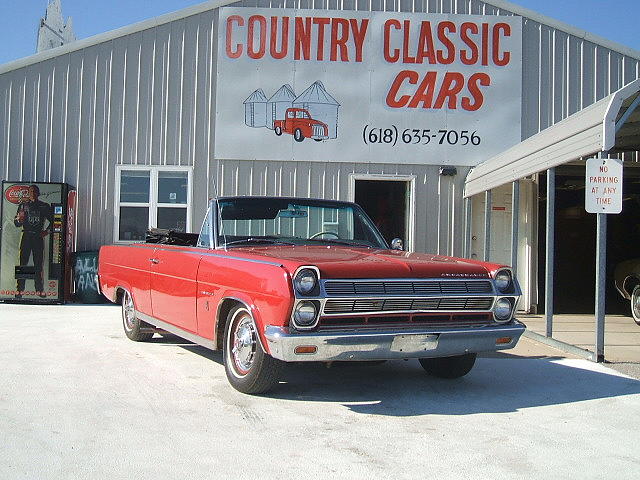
464,197,472,258
595,212,607,362
511,180,520,277
483,190,491,261
545,169,555,337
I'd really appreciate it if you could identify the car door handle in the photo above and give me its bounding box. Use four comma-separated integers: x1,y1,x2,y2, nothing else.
150,258,160,264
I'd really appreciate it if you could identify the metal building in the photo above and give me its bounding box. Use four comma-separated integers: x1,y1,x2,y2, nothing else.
1,0,639,314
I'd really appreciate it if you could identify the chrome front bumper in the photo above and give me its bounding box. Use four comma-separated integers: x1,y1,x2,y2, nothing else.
264,321,526,362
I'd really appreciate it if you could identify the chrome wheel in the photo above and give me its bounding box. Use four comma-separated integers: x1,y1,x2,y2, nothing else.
228,310,257,377
632,286,640,326
223,305,283,393
122,290,136,331
121,290,153,342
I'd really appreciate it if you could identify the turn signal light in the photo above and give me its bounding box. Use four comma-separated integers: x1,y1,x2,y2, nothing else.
294,345,317,355
496,337,512,345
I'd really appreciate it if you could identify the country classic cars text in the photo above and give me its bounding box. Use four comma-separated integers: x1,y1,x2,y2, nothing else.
224,13,516,112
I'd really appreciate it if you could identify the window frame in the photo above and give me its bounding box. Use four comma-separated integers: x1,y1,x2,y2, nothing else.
114,165,193,243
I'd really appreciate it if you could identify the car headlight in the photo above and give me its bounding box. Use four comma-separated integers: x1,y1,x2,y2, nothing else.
294,268,318,295
293,301,318,327
494,298,513,322
495,270,513,293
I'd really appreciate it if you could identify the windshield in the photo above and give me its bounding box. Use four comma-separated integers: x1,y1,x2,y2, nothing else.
216,198,387,249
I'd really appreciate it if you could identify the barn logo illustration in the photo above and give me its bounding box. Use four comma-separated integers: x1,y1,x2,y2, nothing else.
243,81,340,142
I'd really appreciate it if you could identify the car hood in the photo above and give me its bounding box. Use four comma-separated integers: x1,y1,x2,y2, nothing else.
231,245,502,279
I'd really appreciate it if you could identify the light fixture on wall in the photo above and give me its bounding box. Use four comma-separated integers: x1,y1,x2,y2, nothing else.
439,166,457,176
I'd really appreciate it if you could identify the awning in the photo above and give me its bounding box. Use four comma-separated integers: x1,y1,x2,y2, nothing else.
464,78,640,197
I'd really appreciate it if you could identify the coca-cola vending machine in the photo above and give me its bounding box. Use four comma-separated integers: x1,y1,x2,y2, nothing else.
0,181,76,304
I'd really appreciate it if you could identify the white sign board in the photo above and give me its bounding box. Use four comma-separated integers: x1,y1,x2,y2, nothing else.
585,157,623,214
215,8,522,166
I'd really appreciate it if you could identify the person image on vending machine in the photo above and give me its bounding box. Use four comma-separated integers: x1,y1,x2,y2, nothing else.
13,185,52,298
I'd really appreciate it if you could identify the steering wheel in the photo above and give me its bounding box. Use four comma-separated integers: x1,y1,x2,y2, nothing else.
309,231,339,240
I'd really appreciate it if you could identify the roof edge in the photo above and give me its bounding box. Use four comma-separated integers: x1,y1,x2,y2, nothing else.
0,0,237,75
2,0,639,76
483,0,640,60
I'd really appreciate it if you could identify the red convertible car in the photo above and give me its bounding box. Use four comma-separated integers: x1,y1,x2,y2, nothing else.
98,197,524,394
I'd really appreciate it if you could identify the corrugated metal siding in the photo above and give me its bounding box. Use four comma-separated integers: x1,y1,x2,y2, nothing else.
0,0,639,251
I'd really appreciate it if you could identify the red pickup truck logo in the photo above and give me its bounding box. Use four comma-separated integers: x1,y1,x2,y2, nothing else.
273,108,329,142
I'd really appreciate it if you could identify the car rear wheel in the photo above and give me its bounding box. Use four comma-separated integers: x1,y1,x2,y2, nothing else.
275,126,282,136
294,128,304,142
631,285,640,326
419,353,477,379
121,290,154,342
223,305,283,394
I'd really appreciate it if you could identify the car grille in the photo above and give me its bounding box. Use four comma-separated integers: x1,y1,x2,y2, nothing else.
312,125,325,137
317,313,496,331
323,297,494,314
323,280,493,296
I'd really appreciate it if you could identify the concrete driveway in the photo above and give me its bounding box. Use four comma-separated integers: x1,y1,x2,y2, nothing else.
1,303,639,480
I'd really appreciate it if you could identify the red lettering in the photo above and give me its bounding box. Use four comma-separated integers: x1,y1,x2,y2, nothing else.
247,15,266,59
436,22,456,64
462,73,491,111
384,19,401,63
225,15,244,59
408,71,437,108
433,72,465,109
269,16,288,59
313,17,330,61
481,23,489,66
330,18,350,61
416,21,436,65
386,70,419,108
402,20,416,63
460,22,479,65
492,23,511,66
351,19,369,62
294,17,312,60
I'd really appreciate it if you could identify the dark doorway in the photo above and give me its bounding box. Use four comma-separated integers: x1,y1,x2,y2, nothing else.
537,165,640,314
354,179,408,247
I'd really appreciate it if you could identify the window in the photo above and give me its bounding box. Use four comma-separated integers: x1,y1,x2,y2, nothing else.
115,166,192,242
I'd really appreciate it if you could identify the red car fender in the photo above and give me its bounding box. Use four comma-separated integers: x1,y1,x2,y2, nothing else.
214,289,292,356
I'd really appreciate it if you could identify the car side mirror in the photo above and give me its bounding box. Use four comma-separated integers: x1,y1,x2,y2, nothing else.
391,238,403,251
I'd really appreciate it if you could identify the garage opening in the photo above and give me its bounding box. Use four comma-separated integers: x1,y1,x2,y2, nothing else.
354,179,410,248
537,164,640,314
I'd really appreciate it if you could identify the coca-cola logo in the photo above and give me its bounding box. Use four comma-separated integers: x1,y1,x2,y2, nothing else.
4,185,31,204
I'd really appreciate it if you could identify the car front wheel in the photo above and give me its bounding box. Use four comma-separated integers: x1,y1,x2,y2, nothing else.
121,290,154,342
631,285,640,326
294,128,304,142
419,353,477,379
223,305,283,394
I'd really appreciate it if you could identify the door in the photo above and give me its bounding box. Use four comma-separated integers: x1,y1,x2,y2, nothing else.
150,246,203,333
353,178,413,250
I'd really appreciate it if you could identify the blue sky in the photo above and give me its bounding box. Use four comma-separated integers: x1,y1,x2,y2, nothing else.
1,0,639,66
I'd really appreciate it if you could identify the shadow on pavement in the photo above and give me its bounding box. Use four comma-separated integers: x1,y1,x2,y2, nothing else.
152,334,640,417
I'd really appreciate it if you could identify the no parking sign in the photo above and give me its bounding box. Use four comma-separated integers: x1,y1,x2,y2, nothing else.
585,157,623,214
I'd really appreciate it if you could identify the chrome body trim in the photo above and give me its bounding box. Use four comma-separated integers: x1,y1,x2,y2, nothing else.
136,311,216,350
264,321,526,362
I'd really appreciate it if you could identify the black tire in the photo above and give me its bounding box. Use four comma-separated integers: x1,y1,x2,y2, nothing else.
121,290,154,342
294,128,304,142
419,353,477,379
223,305,283,394
314,138,322,142
275,126,282,136
631,285,640,326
